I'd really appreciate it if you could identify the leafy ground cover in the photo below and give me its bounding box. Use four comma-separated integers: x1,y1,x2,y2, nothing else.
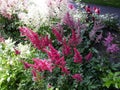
80,0,120,8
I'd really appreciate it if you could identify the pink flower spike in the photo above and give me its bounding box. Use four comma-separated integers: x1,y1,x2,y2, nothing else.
104,32,114,47
22,61,31,69
85,52,92,61
62,39,71,56
68,30,81,47
72,74,82,82
73,48,82,64
19,27,51,50
52,28,63,43
32,69,37,77
55,56,66,66
32,69,37,81
32,58,53,72
61,67,70,75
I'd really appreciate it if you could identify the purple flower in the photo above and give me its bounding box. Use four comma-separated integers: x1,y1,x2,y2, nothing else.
104,32,114,47
107,44,119,53
63,12,75,28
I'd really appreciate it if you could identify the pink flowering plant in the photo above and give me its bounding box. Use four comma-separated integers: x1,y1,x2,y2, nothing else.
19,9,119,89
0,0,120,89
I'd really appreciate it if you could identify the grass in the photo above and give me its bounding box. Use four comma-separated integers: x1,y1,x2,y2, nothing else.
80,0,120,8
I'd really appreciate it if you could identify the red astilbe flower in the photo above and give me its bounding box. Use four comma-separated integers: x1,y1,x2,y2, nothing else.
19,27,51,50
85,52,93,61
72,74,82,82
44,44,67,67
85,5,91,13
68,30,82,47
32,58,53,72
44,44,61,63
93,7,100,15
40,35,52,49
32,69,37,81
19,27,40,49
60,66,70,75
62,39,71,56
55,56,66,67
73,48,82,64
22,61,32,69
52,27,63,43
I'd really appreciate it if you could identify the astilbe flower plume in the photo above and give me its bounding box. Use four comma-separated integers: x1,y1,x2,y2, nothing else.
72,74,82,82
107,44,119,53
52,27,63,43
103,32,119,53
32,69,37,81
104,32,113,47
55,56,66,67
63,12,75,28
85,52,92,61
43,44,69,75
62,39,71,56
43,44,61,63
60,66,70,75
19,27,51,50
22,61,32,69
44,44,67,67
32,58,53,72
73,48,82,64
68,30,82,47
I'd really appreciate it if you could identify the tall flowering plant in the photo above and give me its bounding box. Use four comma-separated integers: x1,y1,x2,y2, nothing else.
19,10,115,89
17,1,119,90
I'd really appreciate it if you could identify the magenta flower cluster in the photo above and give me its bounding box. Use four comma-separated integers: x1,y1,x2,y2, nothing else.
104,32,119,53
19,26,93,82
